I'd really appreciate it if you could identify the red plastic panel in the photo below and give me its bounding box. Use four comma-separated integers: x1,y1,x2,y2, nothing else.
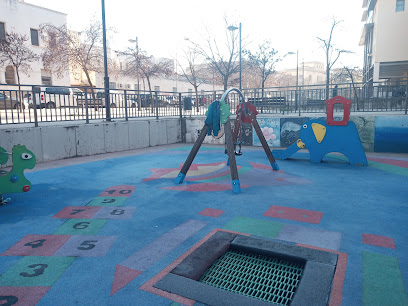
236,102,258,124
325,96,351,126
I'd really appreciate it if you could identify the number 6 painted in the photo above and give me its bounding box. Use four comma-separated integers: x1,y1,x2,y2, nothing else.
73,222,90,229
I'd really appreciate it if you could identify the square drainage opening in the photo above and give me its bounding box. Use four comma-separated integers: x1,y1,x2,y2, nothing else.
154,231,338,306
199,249,304,305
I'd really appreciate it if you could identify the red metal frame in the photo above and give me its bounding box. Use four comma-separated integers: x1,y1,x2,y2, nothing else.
326,96,351,126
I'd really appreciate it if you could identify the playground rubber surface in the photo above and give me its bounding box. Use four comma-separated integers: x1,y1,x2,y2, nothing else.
0,144,407,305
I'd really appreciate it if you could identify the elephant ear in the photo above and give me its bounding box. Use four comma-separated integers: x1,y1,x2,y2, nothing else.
0,147,8,165
311,123,327,143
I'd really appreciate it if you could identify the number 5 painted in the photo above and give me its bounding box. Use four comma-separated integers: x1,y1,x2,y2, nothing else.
77,240,98,250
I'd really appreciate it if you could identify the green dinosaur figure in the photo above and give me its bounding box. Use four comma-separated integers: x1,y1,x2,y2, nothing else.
0,145,36,196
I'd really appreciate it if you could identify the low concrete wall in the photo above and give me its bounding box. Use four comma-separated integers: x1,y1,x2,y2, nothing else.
1,114,406,168
0,119,181,167
184,115,407,154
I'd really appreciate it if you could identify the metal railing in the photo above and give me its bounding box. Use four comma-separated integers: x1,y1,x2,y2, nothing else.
0,81,406,126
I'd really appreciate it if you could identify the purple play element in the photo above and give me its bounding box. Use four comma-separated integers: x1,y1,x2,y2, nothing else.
1,235,71,256
53,235,117,257
276,224,342,251
92,206,136,219
52,206,101,219
121,219,207,271
0,286,50,305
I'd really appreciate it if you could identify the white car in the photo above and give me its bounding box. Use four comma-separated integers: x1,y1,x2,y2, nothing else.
24,87,84,108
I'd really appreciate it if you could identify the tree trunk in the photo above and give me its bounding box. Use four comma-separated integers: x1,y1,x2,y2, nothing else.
84,71,97,111
16,70,23,113
146,77,154,113
326,66,330,101
261,79,265,99
194,85,199,112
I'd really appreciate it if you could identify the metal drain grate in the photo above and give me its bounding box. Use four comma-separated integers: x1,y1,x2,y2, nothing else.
199,249,305,305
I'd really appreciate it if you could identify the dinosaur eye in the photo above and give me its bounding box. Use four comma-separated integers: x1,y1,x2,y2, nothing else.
302,124,308,129
21,153,32,160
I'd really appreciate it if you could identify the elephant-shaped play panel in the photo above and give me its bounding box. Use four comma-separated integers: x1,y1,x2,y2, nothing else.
273,118,367,166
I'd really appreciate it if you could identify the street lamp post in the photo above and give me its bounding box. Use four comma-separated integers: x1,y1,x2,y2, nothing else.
285,51,298,114
239,23,241,90
296,50,299,115
101,0,111,121
128,37,140,109
227,23,242,90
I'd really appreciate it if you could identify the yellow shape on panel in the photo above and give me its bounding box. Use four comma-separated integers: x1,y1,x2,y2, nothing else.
311,123,326,143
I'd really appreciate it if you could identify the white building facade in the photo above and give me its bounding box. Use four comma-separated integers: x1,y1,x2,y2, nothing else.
360,0,408,83
0,0,70,87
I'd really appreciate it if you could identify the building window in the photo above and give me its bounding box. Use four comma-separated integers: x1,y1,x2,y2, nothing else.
0,22,5,41
41,76,52,85
154,86,160,92
396,0,405,11
41,69,52,85
30,28,39,46
188,89,193,96
134,84,139,90
109,82,116,89
172,87,177,93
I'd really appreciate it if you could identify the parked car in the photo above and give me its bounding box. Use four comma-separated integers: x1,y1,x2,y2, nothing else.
0,93,27,110
24,87,85,108
45,87,84,108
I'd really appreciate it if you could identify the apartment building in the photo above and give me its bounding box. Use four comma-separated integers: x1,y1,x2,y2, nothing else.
0,0,69,86
360,0,408,83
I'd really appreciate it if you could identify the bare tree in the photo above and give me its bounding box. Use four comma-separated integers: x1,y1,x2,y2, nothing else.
177,46,206,111
119,45,143,109
122,47,172,112
40,21,104,103
317,18,353,100
0,32,40,111
191,18,240,90
244,41,281,98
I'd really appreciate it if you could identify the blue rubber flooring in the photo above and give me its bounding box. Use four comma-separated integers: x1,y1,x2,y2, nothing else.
0,145,407,305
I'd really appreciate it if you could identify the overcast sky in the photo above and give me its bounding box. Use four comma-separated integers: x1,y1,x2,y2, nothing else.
26,0,365,70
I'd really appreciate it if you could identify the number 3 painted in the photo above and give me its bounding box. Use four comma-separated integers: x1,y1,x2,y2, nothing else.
20,264,48,277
